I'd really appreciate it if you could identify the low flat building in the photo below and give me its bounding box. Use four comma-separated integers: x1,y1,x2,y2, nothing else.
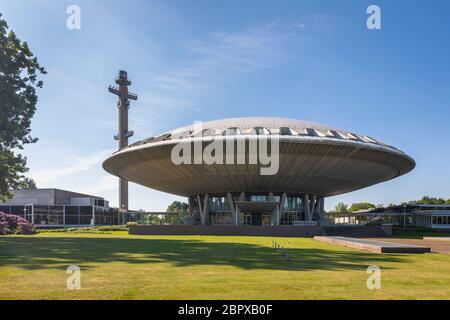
0,188,119,227
332,204,450,229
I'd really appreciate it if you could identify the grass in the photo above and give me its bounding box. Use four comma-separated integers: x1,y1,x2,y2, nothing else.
1,231,450,300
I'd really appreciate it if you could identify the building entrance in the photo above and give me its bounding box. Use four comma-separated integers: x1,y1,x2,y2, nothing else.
241,213,272,226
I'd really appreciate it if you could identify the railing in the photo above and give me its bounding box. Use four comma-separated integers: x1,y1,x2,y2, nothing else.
293,221,318,226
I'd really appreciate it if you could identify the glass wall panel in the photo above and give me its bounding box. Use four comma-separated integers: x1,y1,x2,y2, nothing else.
0,206,11,213
65,206,80,225
10,206,25,217
33,205,63,225
210,212,232,225
280,212,303,225
94,207,119,225
208,196,230,211
80,206,93,225
25,205,33,223
245,194,268,202
284,196,303,211
240,214,252,225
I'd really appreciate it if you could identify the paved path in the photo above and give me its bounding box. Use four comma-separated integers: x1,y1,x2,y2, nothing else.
315,236,430,253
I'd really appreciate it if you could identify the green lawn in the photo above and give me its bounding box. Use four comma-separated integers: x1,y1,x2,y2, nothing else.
1,231,450,300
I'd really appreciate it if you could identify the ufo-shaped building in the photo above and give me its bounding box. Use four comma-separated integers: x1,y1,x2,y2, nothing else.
103,117,415,226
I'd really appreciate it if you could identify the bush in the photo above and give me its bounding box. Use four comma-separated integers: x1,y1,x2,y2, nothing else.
126,222,138,227
97,225,128,231
0,211,37,235
0,221,11,235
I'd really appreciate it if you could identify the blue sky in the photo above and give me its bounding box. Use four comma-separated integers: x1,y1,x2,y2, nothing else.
1,0,450,211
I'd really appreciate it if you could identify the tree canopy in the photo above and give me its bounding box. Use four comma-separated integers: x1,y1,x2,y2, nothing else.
409,196,450,205
0,13,45,201
333,202,349,213
166,201,189,213
348,202,376,213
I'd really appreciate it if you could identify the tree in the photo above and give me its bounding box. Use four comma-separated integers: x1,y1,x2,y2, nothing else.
17,177,37,190
166,201,189,213
165,201,189,225
0,13,46,201
410,196,446,205
348,202,376,213
334,202,348,213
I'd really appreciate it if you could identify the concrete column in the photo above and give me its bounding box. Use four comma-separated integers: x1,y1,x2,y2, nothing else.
318,197,325,219
188,197,194,218
310,194,317,220
196,195,203,217
276,205,280,226
279,193,287,225
237,192,245,226
202,194,209,225
227,193,237,226
304,194,310,221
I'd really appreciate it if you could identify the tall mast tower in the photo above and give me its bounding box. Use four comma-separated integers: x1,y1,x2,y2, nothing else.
108,70,138,212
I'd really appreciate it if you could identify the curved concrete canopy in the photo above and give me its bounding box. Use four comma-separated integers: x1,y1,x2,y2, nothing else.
103,117,415,197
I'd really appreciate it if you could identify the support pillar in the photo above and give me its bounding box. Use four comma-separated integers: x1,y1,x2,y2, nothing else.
201,194,209,225
227,193,237,226
319,197,325,219
310,194,317,219
188,196,194,218
279,192,287,226
304,194,311,221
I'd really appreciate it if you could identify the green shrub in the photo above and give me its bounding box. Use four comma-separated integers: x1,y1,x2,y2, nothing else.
126,222,138,227
97,226,128,231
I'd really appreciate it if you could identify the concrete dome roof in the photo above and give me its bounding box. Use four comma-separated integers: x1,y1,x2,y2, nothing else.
103,117,415,197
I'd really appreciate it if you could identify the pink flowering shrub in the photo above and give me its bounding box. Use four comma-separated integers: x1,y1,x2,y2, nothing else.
0,211,36,235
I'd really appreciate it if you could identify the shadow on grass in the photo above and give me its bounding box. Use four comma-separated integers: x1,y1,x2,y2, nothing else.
0,237,405,272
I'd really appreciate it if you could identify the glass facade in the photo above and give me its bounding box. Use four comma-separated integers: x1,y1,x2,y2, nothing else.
192,192,321,226
208,196,230,211
432,216,450,226
210,212,232,225
33,205,64,226
0,205,119,227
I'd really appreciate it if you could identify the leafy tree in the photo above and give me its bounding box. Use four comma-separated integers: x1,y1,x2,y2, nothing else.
17,177,37,190
410,196,446,205
334,202,348,213
348,202,376,213
0,13,46,201
165,201,189,225
166,201,189,213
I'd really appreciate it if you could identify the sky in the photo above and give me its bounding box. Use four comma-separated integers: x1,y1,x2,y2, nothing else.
1,0,450,211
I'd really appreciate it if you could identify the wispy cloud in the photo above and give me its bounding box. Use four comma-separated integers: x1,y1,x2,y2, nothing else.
32,149,114,185
131,20,304,137
296,14,340,34
84,174,117,194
